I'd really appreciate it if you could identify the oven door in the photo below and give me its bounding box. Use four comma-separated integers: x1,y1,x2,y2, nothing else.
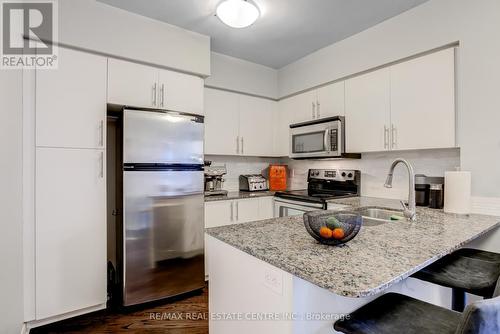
289,119,342,159
274,198,325,217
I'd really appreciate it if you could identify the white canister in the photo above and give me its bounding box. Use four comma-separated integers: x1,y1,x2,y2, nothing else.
444,171,472,214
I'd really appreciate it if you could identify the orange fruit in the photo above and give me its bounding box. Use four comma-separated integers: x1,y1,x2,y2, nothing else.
332,228,345,240
319,226,333,239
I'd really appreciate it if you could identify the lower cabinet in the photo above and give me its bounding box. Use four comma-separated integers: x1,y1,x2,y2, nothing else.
35,147,106,319
204,196,275,277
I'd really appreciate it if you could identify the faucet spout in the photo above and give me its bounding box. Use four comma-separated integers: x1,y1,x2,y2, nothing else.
384,158,416,221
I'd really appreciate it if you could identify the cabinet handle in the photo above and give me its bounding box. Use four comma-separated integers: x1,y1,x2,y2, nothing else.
160,83,165,107
99,120,104,147
99,151,104,178
316,101,320,118
236,201,239,221
391,124,397,149
152,83,157,106
230,202,234,221
236,136,240,154
384,125,389,149
312,102,316,119
241,137,244,154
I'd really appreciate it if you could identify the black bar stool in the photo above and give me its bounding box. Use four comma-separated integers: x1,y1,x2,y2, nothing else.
334,277,500,334
411,248,500,311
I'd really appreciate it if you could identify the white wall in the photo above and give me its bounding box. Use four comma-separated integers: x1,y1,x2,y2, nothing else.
277,0,500,198
282,149,460,200
205,52,278,99
58,0,210,76
0,71,24,333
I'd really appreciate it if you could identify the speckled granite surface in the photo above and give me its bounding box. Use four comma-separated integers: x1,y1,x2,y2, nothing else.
204,190,274,202
206,197,500,298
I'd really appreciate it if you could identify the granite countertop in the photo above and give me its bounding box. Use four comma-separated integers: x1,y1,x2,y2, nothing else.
206,197,500,298
204,190,275,202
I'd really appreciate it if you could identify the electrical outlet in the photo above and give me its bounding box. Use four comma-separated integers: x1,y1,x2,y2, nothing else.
263,268,283,295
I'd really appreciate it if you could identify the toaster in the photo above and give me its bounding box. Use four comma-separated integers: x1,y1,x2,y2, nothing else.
239,174,269,192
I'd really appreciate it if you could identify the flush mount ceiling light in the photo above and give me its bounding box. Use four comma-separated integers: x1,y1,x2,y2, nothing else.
216,0,260,28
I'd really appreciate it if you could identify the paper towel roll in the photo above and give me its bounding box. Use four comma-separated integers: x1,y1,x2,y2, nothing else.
444,171,471,214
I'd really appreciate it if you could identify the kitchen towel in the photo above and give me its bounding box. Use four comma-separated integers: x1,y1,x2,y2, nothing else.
444,171,471,214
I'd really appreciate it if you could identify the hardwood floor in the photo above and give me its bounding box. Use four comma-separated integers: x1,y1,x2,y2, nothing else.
31,284,208,334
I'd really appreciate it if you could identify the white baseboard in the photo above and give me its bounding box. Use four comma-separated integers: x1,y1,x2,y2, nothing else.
25,303,106,331
471,196,500,216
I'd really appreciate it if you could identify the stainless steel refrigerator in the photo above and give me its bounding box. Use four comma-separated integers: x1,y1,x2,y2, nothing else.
122,108,204,306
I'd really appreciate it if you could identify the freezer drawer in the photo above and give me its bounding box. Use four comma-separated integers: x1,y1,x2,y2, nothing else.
123,170,204,306
123,109,204,165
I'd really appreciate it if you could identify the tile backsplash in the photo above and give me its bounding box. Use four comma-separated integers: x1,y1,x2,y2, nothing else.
206,148,460,199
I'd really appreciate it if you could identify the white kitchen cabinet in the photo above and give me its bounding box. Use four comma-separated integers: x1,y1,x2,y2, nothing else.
273,98,294,157
204,88,276,157
204,196,274,228
316,81,345,118
204,88,240,155
107,58,158,108
158,69,204,115
204,199,234,228
291,90,318,123
345,68,391,153
239,95,275,156
234,198,261,224
36,47,107,149
35,147,106,320
390,48,455,150
108,59,204,115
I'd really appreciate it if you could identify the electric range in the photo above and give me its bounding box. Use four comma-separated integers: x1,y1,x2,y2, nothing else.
274,169,360,216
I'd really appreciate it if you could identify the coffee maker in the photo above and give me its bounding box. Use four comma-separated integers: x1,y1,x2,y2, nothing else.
204,161,228,196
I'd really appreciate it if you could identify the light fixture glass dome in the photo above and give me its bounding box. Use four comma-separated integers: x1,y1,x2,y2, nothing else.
216,0,260,28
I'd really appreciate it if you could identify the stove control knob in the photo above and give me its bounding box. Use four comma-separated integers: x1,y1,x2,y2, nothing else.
341,172,346,177
348,173,353,178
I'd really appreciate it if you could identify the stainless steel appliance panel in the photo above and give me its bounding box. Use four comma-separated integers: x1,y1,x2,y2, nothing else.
274,198,324,217
123,109,204,165
123,170,204,306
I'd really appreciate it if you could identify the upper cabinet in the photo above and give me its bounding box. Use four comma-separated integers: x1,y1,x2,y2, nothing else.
36,47,107,149
345,48,456,153
390,48,455,150
345,68,391,153
204,88,277,157
108,58,204,115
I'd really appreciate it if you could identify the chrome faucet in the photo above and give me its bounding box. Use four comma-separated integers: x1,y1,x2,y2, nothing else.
384,158,416,221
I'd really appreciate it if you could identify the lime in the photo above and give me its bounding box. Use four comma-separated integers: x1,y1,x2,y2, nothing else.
326,216,342,229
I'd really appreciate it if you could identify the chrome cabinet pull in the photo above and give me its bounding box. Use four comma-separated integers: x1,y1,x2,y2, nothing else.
384,125,389,149
160,83,165,107
99,120,104,147
99,151,104,178
236,136,240,154
391,124,397,149
316,101,320,118
230,202,234,221
312,102,316,119
241,137,244,154
152,83,157,106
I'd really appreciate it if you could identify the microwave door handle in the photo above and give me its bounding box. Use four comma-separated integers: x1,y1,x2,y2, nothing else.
324,129,330,152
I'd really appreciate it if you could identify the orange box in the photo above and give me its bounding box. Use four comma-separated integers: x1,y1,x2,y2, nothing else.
269,165,287,191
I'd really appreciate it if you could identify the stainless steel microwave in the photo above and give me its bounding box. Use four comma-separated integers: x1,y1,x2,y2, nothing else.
289,116,359,159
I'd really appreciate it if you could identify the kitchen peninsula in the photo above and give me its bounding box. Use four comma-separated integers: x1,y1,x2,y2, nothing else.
206,197,500,334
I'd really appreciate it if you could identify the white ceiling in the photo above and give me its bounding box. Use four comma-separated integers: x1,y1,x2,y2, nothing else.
98,0,429,69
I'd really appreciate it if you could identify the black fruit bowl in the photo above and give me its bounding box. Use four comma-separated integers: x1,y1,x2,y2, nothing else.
304,211,363,246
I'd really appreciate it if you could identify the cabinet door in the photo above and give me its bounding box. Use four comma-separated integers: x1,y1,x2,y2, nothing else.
158,69,204,115
390,49,455,150
258,197,274,220
36,147,106,319
345,68,391,153
204,88,240,155
290,90,317,123
317,81,345,118
274,98,295,157
107,58,158,108
204,200,235,228
238,95,274,156
36,47,106,148
235,198,261,224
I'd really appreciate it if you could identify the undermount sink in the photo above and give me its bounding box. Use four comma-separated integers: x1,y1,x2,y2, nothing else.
354,207,405,226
